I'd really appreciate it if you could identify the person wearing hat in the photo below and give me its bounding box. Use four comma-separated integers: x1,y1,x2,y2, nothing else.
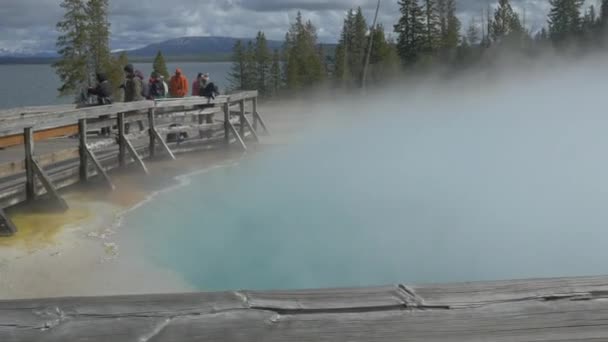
192,72,203,96
123,64,144,102
169,68,189,98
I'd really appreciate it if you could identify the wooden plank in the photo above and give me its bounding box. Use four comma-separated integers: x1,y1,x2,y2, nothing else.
23,127,35,201
117,113,126,167
411,275,608,308
0,208,17,236
252,97,258,131
227,119,247,151
223,102,230,145
148,108,156,158
2,277,608,341
151,127,176,160
239,100,246,136
78,119,88,181
154,96,228,108
31,159,68,211
240,112,259,143
227,91,259,103
122,135,149,174
0,101,154,136
84,144,115,191
253,110,270,135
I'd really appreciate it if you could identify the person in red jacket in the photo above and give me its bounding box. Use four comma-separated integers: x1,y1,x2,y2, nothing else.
169,68,189,98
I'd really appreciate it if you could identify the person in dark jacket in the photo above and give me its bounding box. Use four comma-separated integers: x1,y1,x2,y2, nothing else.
87,72,113,135
148,72,166,99
198,74,219,99
87,73,113,105
123,64,144,102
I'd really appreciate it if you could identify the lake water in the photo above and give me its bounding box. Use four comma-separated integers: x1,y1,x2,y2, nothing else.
119,61,608,291
0,62,232,109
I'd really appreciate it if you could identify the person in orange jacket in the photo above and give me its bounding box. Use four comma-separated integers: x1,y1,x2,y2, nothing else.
169,68,189,98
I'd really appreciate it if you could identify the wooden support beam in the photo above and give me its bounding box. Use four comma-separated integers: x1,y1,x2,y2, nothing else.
227,119,247,151
239,100,246,136
0,208,17,236
151,127,176,160
240,113,259,143
23,127,35,201
223,102,230,145
253,109,270,135
122,135,149,174
31,159,69,212
117,112,126,167
147,108,156,158
83,144,115,191
78,119,88,182
252,97,258,131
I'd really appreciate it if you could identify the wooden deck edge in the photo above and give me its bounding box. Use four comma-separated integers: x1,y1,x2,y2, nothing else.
1,275,608,341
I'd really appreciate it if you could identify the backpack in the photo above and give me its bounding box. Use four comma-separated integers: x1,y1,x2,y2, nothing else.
199,82,219,99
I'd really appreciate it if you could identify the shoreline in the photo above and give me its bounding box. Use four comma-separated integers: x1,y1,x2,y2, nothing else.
0,148,247,300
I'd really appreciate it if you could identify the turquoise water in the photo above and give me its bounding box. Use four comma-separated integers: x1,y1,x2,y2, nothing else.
120,79,608,290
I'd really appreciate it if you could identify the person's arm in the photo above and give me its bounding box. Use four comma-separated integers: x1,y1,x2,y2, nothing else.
183,78,189,96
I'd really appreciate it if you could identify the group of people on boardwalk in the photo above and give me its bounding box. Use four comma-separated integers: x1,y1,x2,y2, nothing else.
87,64,219,105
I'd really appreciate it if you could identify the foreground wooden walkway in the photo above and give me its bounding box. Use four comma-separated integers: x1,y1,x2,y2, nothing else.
1,275,607,341
0,91,267,235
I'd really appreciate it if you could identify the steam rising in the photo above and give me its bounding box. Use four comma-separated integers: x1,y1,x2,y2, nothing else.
123,54,608,290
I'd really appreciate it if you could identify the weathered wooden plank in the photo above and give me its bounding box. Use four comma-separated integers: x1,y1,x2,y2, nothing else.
227,91,259,103
78,119,88,181
154,96,228,108
2,277,608,342
0,208,17,236
31,159,69,211
240,112,259,143
117,113,126,167
23,127,35,201
411,275,608,308
253,109,270,135
0,101,155,136
84,144,115,190
227,119,247,151
122,135,149,174
151,127,176,160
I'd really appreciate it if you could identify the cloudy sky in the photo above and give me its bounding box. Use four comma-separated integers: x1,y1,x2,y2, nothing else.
0,0,598,54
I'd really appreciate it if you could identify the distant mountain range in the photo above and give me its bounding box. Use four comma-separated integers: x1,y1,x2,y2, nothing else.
0,36,288,63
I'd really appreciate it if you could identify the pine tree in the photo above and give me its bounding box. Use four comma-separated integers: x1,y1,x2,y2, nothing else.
53,0,89,96
85,0,111,77
443,0,461,49
284,12,324,90
153,51,170,80
492,0,523,43
423,0,441,54
228,40,246,90
270,49,282,96
548,0,584,44
107,52,128,101
368,24,400,81
467,17,480,45
394,0,425,67
350,7,368,82
335,10,354,86
254,31,272,97
243,41,258,90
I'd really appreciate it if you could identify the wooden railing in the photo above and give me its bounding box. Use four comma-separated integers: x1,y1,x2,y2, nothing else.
0,91,268,236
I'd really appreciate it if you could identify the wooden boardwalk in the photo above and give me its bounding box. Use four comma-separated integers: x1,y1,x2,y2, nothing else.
0,91,266,235
1,275,607,341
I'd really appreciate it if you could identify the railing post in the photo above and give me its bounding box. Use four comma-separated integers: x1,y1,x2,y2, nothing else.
78,119,88,182
223,102,230,145
117,113,126,167
239,99,245,136
148,108,156,158
252,97,258,131
24,127,35,201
